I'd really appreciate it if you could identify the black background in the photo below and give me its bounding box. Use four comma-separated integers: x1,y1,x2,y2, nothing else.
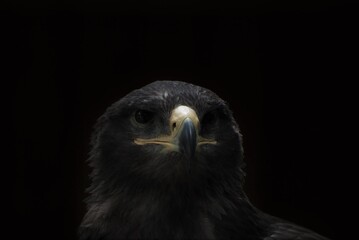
4,0,356,239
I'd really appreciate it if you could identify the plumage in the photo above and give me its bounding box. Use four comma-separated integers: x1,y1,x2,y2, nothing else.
79,80,330,240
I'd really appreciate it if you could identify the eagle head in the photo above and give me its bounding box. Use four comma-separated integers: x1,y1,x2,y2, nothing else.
89,80,245,191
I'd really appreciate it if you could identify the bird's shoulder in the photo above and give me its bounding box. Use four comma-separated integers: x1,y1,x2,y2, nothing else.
264,221,330,240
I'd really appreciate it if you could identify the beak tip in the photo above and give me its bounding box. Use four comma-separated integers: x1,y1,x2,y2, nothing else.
178,118,198,160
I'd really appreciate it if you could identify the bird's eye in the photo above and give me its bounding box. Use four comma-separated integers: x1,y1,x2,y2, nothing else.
134,110,155,124
202,110,217,126
201,110,219,133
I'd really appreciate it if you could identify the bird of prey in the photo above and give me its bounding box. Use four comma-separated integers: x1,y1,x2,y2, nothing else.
79,80,330,240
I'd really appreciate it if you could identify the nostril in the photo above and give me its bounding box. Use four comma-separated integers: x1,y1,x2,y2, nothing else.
172,122,176,130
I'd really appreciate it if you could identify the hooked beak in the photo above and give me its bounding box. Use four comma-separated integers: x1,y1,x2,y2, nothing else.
177,117,197,160
134,105,216,160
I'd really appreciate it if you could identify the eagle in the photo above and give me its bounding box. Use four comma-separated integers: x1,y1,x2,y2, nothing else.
79,80,330,240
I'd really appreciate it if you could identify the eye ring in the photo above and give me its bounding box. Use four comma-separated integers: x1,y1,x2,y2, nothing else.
134,110,155,124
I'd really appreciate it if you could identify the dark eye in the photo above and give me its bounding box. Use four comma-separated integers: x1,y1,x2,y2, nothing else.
201,110,219,132
134,110,155,124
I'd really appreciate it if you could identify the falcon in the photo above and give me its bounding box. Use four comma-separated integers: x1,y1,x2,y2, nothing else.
79,80,330,240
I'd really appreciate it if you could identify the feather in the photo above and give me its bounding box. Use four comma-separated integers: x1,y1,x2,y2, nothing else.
79,80,330,240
